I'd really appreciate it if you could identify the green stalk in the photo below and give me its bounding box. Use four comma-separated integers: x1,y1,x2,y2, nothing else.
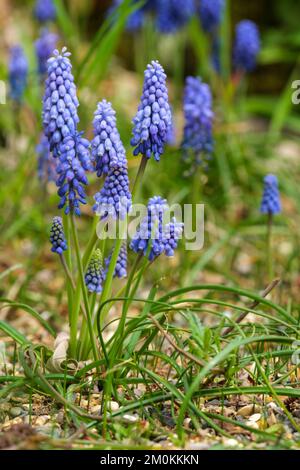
267,212,274,282
62,213,75,355
132,154,148,200
82,216,99,269
70,214,99,366
79,292,98,359
79,222,107,358
99,219,127,327
109,253,144,360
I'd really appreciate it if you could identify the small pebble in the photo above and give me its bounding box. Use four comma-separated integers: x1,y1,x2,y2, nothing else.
90,405,101,414
9,406,22,417
123,414,138,423
34,415,50,426
237,404,262,417
108,401,119,411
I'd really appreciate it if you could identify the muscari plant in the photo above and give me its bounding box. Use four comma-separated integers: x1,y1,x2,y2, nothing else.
8,46,28,103
260,174,281,281
43,47,182,364
34,0,56,24
35,28,58,78
182,75,214,169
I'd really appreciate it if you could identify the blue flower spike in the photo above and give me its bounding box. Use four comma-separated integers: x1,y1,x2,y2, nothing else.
260,174,281,215
34,0,56,23
37,134,57,182
91,99,127,177
182,76,214,167
42,47,80,155
93,167,132,220
9,46,28,102
131,60,172,162
105,242,127,279
50,216,67,254
156,0,195,34
84,249,104,294
199,0,225,33
233,20,260,73
131,196,183,261
35,28,58,77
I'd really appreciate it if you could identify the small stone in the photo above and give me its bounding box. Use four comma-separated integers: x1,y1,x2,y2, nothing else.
3,417,23,429
9,406,22,417
56,410,64,424
237,404,262,417
267,410,277,426
123,414,138,423
245,420,259,430
107,401,119,411
224,438,239,447
34,415,50,426
248,413,262,422
90,405,101,414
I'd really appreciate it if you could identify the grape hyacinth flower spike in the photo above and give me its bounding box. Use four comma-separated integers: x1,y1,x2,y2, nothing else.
182,76,214,168
156,0,195,34
37,134,56,182
35,28,58,77
93,167,132,220
260,174,281,281
233,20,260,73
85,249,104,294
91,99,127,176
34,0,56,23
260,174,281,216
162,218,184,257
42,47,80,156
131,60,172,162
105,243,127,279
198,0,225,33
50,216,67,254
130,196,169,261
9,46,28,102
56,132,92,216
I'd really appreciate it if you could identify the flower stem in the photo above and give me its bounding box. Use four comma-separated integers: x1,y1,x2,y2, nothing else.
132,154,148,201
59,253,75,290
70,214,99,367
62,213,75,356
99,219,127,327
109,253,144,359
267,212,274,282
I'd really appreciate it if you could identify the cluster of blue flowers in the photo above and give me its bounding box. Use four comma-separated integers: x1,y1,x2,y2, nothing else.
260,174,281,215
198,0,225,33
93,167,132,220
41,48,184,279
182,76,214,167
42,48,93,216
85,249,104,293
105,243,128,279
131,60,172,161
50,216,67,254
34,0,56,23
233,20,261,73
9,46,28,102
37,134,56,182
156,0,195,34
111,0,193,34
35,28,58,76
91,99,127,176
42,48,80,154
130,196,183,261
